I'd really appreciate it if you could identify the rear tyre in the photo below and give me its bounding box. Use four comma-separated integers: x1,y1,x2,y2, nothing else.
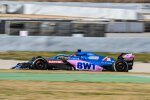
112,60,128,72
32,58,48,70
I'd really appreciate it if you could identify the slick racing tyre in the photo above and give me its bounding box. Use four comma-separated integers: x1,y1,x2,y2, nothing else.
32,57,48,70
113,60,129,72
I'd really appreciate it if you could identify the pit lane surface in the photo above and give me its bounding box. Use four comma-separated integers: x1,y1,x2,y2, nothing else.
0,59,150,73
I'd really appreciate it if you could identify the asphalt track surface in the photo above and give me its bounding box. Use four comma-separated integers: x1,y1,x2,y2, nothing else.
0,59,149,83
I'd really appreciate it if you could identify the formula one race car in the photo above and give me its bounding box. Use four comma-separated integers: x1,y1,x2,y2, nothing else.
12,50,135,72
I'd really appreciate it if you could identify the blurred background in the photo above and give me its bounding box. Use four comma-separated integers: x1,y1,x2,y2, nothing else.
0,0,149,52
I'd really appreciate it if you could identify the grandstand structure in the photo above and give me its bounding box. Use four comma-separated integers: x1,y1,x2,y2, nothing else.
0,1,149,36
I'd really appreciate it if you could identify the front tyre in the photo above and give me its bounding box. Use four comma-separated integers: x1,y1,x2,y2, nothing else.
32,58,48,70
113,60,129,72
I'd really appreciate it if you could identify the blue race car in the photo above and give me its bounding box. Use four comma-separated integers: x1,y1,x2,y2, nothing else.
12,50,135,72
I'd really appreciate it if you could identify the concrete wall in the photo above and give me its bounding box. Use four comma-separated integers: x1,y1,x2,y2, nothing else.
106,22,144,33
24,4,137,20
0,36,150,53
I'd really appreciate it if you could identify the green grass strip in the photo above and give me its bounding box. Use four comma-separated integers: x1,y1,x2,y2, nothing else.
0,72,150,83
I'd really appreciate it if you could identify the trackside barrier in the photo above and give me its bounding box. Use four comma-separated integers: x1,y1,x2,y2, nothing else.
0,36,150,53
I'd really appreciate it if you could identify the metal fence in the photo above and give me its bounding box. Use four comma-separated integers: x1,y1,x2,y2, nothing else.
0,20,106,37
